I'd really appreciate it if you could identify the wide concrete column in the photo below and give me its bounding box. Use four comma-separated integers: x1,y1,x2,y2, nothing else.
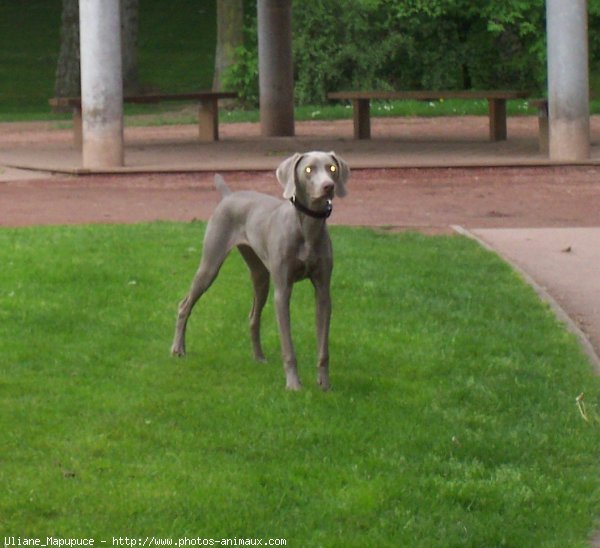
257,0,294,137
546,0,590,161
79,0,124,167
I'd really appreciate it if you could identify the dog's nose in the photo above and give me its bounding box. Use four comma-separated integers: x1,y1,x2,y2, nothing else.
322,181,335,195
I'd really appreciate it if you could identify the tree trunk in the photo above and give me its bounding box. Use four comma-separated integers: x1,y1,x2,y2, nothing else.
55,0,139,98
213,0,244,91
55,0,80,97
121,0,140,95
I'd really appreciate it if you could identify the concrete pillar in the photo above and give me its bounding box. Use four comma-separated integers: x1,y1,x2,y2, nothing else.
546,0,590,161
257,0,294,137
79,0,124,168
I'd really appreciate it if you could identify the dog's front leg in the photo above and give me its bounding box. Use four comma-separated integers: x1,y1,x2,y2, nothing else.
273,280,301,390
313,277,332,390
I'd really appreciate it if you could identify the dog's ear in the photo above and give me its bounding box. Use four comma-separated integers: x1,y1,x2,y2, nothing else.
330,151,350,198
276,153,303,199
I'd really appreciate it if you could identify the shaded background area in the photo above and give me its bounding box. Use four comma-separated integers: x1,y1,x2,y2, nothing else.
0,0,216,117
5,0,600,119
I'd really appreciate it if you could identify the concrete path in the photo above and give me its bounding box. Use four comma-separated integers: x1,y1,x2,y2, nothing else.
2,115,600,174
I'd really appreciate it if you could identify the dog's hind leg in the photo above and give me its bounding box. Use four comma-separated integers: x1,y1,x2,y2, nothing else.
171,220,233,357
238,245,270,362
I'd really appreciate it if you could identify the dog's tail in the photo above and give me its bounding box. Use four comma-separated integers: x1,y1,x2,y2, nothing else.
214,174,232,199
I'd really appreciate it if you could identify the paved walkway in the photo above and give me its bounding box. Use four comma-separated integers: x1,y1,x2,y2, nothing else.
2,115,600,174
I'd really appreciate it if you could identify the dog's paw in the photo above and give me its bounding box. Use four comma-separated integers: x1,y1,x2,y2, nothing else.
286,378,302,391
170,345,186,357
318,371,331,391
253,351,267,363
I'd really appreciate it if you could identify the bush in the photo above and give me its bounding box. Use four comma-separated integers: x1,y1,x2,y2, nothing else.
227,0,600,107
222,2,259,107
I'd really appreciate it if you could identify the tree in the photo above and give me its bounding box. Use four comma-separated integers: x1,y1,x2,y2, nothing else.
121,0,140,95
54,0,80,97
54,0,139,98
213,0,244,91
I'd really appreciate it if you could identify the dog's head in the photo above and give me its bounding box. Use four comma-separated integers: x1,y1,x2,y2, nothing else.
276,151,350,202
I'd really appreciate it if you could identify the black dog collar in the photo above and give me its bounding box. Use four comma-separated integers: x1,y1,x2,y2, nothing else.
290,196,333,219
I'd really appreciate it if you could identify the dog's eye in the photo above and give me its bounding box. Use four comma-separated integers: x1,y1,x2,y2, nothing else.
329,165,337,173
305,166,312,174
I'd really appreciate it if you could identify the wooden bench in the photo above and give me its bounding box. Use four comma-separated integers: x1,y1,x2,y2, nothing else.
327,90,531,141
49,91,238,146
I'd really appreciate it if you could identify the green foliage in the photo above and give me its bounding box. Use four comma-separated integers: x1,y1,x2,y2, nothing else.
4,0,600,117
0,0,216,116
0,0,62,114
1,223,600,544
136,0,216,94
222,2,259,107
222,46,259,107
229,0,555,106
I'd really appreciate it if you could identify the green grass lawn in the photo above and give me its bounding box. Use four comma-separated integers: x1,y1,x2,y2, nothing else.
1,223,599,544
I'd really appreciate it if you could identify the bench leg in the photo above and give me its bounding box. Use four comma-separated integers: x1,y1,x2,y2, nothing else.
537,103,549,154
198,99,219,142
73,106,83,148
488,98,507,141
353,99,371,139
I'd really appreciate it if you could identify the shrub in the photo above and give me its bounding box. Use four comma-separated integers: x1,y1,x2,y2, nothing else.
226,0,551,107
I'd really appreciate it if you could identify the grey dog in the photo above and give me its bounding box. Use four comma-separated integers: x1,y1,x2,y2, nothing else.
171,151,350,390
